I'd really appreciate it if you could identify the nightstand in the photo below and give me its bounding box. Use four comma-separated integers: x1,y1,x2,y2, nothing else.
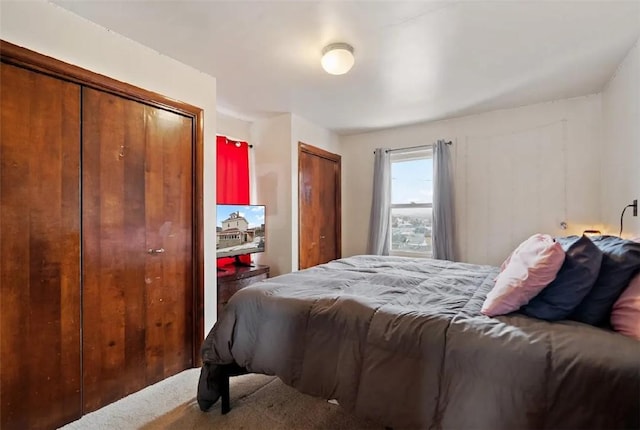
216,264,269,315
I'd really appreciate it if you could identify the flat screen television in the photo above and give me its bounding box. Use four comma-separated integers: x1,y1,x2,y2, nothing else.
216,204,266,266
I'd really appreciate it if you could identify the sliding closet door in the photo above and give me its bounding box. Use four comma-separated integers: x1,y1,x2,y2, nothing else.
82,87,194,412
0,63,81,429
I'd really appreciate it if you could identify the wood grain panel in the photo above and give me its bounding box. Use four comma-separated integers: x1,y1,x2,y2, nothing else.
1,62,81,429
82,88,193,412
143,105,194,383
82,87,144,412
121,106,147,398
298,143,341,270
319,157,338,264
299,150,322,269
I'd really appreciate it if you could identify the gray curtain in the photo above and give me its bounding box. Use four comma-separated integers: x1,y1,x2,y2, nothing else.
367,148,391,255
432,140,455,261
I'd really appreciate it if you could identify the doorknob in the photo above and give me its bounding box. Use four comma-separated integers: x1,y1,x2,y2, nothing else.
320,236,325,239
147,248,165,255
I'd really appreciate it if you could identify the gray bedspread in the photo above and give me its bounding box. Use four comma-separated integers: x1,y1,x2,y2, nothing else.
198,255,640,429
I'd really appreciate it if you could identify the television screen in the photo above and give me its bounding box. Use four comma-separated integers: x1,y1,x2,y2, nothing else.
216,204,266,259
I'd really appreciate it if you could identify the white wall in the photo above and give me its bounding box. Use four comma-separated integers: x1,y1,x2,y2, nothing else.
601,39,640,239
250,113,341,275
217,112,251,142
292,114,342,156
250,114,293,275
0,1,219,332
341,95,603,266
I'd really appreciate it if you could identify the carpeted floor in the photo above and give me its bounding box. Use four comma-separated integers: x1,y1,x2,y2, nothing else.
60,369,384,429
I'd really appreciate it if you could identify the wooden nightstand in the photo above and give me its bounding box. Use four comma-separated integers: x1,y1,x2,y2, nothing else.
216,264,269,315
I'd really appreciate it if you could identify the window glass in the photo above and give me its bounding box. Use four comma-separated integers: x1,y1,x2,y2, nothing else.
389,149,433,257
390,207,433,255
391,158,433,204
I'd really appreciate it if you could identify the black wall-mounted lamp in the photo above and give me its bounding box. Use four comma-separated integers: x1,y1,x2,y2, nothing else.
619,199,638,236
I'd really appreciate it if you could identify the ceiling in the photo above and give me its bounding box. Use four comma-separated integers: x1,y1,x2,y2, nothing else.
53,1,640,135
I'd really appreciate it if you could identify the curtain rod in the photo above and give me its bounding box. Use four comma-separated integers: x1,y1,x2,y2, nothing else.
218,135,254,148
373,141,452,154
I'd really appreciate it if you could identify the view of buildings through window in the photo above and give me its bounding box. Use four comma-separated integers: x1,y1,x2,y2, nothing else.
390,149,433,257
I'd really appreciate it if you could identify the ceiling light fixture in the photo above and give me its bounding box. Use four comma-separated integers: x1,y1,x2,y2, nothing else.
321,43,355,75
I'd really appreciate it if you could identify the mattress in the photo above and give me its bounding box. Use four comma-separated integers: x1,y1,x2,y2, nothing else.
198,255,640,429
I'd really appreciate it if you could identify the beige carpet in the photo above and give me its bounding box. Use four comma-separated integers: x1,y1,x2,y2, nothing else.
61,369,384,430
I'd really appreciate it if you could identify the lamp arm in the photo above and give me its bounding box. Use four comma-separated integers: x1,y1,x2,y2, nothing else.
619,199,638,237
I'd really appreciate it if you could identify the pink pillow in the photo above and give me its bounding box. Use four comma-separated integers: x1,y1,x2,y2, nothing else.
611,236,640,340
482,234,566,317
610,273,640,340
495,239,527,278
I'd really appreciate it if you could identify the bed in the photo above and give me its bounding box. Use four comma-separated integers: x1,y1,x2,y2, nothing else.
197,255,639,429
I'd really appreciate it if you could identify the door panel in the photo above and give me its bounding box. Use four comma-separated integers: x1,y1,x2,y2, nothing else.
319,157,338,264
298,144,341,270
143,106,194,382
299,151,322,268
0,63,81,429
82,87,146,412
82,88,193,412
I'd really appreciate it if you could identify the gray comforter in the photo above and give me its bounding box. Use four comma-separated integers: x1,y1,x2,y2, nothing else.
198,255,640,429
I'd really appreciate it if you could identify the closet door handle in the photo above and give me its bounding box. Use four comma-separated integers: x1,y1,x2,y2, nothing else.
147,248,165,255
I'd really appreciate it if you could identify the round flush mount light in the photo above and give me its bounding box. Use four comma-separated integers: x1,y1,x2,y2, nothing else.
321,43,355,75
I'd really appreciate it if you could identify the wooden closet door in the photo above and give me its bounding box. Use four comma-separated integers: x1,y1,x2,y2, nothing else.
82,88,194,412
0,63,81,429
298,143,341,270
318,157,338,263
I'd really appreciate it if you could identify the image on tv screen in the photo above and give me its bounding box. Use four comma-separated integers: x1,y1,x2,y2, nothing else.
216,204,265,258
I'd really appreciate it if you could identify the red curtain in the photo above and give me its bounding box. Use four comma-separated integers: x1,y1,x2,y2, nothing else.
216,135,250,204
216,135,252,267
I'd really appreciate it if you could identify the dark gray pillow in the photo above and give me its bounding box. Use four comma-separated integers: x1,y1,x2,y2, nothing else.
521,235,603,321
570,235,640,326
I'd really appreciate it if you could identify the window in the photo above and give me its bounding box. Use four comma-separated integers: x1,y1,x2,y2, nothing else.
390,148,433,257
